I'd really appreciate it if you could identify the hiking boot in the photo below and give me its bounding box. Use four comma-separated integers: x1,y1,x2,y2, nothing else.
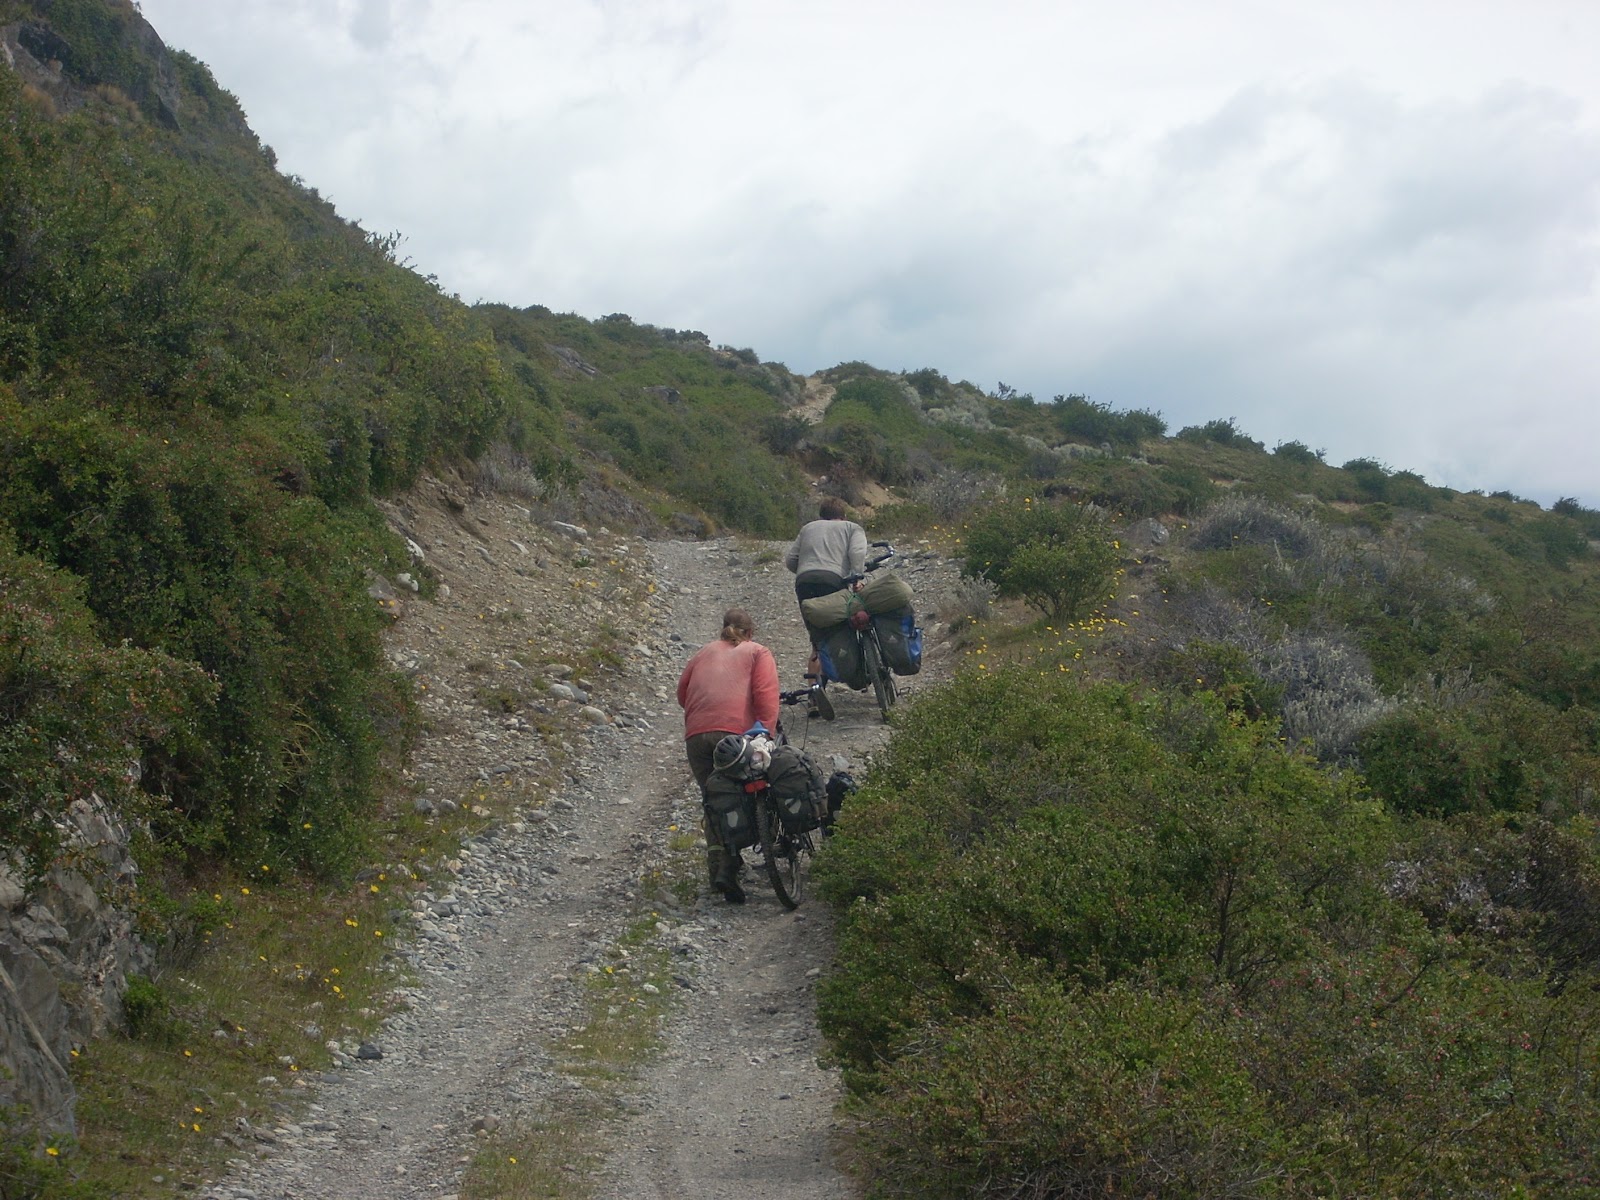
712,852,744,903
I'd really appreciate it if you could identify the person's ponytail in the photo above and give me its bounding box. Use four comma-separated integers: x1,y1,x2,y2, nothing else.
719,607,755,644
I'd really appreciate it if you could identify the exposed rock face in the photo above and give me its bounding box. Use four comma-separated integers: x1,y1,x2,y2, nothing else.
3,6,177,126
0,798,149,1140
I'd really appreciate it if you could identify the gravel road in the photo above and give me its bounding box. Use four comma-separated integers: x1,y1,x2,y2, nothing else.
197,521,957,1200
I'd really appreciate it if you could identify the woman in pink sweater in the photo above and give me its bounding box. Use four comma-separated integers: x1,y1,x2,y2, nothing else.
677,607,780,902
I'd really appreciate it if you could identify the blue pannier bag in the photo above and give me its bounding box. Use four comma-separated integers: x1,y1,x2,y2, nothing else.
873,607,923,676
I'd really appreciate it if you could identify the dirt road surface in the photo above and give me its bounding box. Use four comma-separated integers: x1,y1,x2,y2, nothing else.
199,487,957,1200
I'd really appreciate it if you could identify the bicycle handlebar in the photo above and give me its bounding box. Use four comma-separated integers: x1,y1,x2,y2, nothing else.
849,540,896,583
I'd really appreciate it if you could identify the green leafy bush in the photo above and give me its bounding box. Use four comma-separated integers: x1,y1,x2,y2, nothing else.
1272,439,1323,464
1358,688,1586,818
1049,392,1166,449
960,498,1119,620
0,525,210,883
119,974,180,1043
0,397,399,875
1055,458,1180,517
1148,640,1282,719
852,983,1271,1199
818,671,1388,1072
820,666,1600,1195
1175,417,1264,451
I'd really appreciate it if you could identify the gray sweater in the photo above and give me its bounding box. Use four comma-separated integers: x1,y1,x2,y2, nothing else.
784,519,868,578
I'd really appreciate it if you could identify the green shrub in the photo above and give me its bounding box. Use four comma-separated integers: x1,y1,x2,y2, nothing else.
960,498,1119,620
0,399,398,875
851,983,1271,1199
1234,939,1600,1196
819,671,1391,1080
1392,813,1600,985
820,667,1600,1193
1149,640,1282,720
1358,689,1586,818
1175,417,1264,451
1057,458,1180,518
120,974,180,1043
1272,439,1323,464
1049,393,1166,449
0,525,210,884
1358,708,1489,817
1505,512,1591,569
819,418,908,486
1159,463,1221,515
0,1103,63,1200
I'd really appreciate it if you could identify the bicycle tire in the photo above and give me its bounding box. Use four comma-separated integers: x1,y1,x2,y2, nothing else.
757,797,802,909
862,629,896,722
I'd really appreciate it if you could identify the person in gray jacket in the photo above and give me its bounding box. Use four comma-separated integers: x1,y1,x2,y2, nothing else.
784,498,867,710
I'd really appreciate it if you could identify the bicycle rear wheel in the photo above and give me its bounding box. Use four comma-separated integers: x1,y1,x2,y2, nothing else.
757,799,802,909
862,630,897,722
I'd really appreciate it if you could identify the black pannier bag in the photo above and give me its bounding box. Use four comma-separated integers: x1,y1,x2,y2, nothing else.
703,771,759,850
817,624,869,689
873,606,924,676
824,770,858,823
765,744,829,834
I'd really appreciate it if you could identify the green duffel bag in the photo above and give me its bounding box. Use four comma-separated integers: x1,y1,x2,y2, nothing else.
857,571,914,615
801,589,860,629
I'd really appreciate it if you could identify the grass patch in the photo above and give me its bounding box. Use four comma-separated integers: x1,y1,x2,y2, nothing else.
60,871,406,1197
45,733,575,1196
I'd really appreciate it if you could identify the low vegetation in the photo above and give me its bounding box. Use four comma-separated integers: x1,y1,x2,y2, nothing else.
818,668,1600,1197
5,1,1600,1194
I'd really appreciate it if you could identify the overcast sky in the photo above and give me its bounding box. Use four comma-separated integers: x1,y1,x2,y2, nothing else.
136,1,1600,505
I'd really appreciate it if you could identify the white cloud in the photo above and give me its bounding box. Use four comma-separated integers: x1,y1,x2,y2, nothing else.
137,0,1600,503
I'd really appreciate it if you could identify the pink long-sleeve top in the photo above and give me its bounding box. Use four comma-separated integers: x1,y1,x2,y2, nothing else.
677,638,780,739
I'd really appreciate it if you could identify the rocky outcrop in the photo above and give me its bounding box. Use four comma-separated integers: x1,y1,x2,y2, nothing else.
0,798,149,1140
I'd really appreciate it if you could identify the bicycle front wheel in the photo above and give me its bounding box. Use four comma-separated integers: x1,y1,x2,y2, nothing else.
862,630,897,722
757,799,802,909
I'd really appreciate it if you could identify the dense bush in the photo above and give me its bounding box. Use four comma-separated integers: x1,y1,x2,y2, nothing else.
1148,640,1282,720
1049,392,1166,449
818,673,1388,1064
960,498,1119,620
1272,439,1323,464
820,667,1600,1196
854,983,1272,1199
0,69,467,875
0,526,210,883
1358,687,1591,818
0,396,402,873
1175,417,1265,451
1049,458,1185,518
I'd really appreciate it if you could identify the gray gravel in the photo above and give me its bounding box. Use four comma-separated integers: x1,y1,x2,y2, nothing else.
198,536,958,1200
